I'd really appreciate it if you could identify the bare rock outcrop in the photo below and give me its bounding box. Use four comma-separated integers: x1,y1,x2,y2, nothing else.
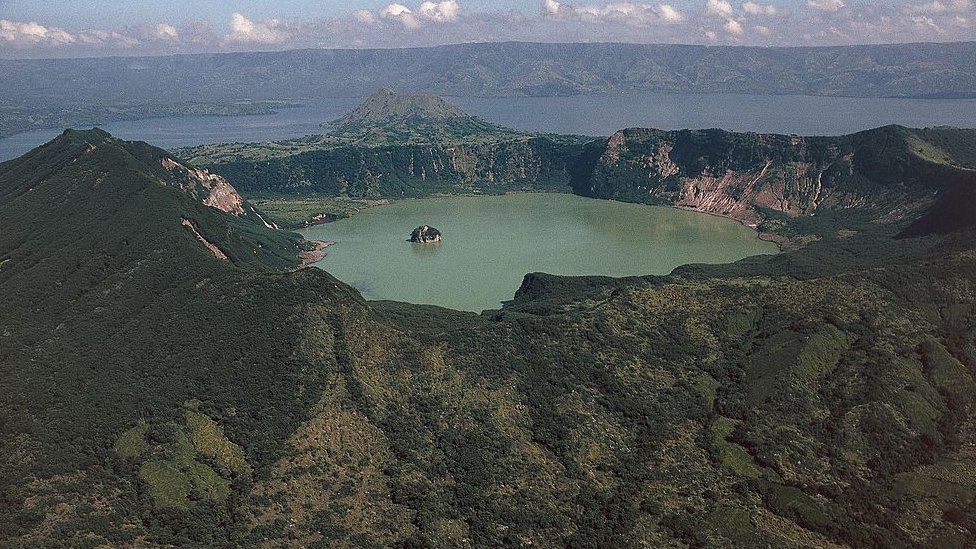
574,126,948,228
409,225,442,243
161,157,245,216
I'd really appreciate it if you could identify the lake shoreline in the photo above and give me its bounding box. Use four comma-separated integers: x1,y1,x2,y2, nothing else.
671,205,787,250
296,240,335,269
284,190,570,229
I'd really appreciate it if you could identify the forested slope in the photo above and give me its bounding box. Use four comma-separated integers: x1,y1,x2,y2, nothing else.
3,129,976,546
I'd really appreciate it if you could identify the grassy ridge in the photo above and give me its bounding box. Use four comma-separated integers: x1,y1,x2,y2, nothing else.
0,130,366,544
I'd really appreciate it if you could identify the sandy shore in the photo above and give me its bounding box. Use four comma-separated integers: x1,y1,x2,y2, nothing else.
672,205,787,250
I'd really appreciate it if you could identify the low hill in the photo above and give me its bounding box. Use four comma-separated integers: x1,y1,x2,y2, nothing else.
336,88,469,123
5,130,976,546
321,88,528,145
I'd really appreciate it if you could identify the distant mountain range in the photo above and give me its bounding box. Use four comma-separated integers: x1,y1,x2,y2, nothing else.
4,41,976,110
3,41,974,140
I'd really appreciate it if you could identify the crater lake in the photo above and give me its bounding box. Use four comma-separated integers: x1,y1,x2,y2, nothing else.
300,193,777,311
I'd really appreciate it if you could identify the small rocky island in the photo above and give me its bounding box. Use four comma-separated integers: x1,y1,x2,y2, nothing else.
409,225,442,243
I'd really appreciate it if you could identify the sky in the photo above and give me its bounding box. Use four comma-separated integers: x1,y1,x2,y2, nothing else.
0,0,973,58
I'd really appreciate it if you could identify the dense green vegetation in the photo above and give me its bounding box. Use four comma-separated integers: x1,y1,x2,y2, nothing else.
193,137,589,198
247,195,394,229
0,130,363,545
3,126,976,547
175,91,592,206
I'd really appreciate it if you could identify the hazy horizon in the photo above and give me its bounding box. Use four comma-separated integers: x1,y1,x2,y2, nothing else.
2,0,974,58
4,36,976,62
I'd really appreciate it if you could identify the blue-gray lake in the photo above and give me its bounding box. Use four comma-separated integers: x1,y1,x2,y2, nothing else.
3,92,976,161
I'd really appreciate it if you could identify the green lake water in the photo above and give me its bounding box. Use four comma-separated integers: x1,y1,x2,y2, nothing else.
301,194,777,311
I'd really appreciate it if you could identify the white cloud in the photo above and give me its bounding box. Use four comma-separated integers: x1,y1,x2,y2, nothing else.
0,20,76,45
742,2,777,16
76,28,140,47
419,1,461,22
909,14,941,28
543,1,686,25
381,3,414,17
905,0,972,14
380,3,422,29
706,0,735,17
705,0,743,37
910,0,948,12
2,0,975,56
227,13,287,44
724,19,745,34
659,4,685,22
806,0,845,12
371,2,462,28
153,23,179,41
899,0,973,32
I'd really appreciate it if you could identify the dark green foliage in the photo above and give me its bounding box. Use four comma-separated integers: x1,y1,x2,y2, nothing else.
0,130,364,545
900,180,976,237
5,128,976,547
205,136,590,197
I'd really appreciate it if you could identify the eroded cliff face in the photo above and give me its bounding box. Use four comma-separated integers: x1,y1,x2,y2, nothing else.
573,127,960,227
161,156,245,216
159,154,281,230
